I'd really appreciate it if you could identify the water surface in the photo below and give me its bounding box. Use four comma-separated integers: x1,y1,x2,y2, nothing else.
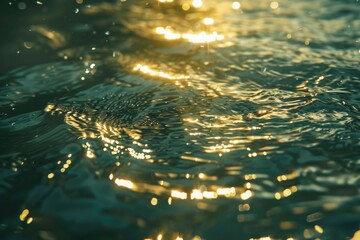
0,0,360,239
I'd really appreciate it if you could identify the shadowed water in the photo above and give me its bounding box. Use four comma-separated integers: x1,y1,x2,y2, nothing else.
0,0,359,239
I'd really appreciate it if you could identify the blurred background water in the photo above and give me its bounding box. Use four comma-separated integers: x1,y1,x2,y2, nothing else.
0,0,359,239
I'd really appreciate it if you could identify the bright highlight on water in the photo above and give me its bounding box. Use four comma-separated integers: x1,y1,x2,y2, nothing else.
0,0,359,240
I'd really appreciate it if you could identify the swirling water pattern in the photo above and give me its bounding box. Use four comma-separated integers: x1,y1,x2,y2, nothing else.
0,0,359,239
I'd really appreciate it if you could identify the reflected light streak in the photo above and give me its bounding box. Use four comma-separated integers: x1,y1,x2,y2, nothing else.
31,25,66,48
204,143,233,153
275,186,298,200
314,225,324,234
240,190,253,200
191,189,218,200
114,178,135,189
351,230,360,240
109,174,251,202
19,209,29,221
133,64,190,80
27,217,33,224
216,187,236,197
128,147,151,160
171,190,188,199
46,104,157,162
249,237,272,240
155,27,224,44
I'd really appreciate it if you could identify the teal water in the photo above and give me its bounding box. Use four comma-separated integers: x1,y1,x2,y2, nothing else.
0,0,359,239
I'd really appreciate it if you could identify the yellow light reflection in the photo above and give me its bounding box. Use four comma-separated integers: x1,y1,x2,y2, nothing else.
191,189,203,200
31,26,66,48
351,230,360,240
203,18,214,25
250,237,272,240
27,217,33,224
216,187,236,197
182,32,224,43
244,174,257,180
202,191,217,199
133,64,190,80
19,209,29,221
44,103,55,112
171,190,188,199
314,225,324,234
182,3,190,11
274,186,298,200
270,2,279,9
190,189,218,200
151,197,158,206
232,1,241,10
155,27,224,44
86,148,95,158
240,190,253,200
128,147,151,160
47,104,158,164
192,0,203,8
238,203,250,211
114,178,135,189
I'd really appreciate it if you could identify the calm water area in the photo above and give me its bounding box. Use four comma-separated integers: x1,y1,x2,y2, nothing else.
0,0,359,239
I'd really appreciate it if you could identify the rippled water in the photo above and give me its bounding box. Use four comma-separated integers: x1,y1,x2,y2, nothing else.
1,0,360,239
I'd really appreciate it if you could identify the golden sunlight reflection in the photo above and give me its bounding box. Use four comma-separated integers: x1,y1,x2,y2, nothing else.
351,230,360,240
34,1,358,239
155,27,224,43
192,0,203,8
151,197,158,206
107,169,259,203
171,190,188,199
31,25,66,49
133,63,190,80
203,18,214,26
240,190,253,200
19,209,29,221
248,237,273,240
216,187,236,197
46,103,158,162
84,142,96,159
274,186,298,200
232,1,241,10
114,178,135,189
18,208,34,225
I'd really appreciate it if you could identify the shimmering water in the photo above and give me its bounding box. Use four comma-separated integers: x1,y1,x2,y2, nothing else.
1,0,360,239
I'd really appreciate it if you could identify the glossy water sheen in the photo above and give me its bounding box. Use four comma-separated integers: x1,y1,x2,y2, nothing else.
0,0,359,239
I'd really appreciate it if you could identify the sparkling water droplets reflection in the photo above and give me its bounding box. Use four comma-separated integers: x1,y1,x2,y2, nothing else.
1,0,359,239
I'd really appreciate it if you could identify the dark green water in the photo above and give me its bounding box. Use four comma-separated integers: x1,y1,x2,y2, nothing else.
1,0,359,239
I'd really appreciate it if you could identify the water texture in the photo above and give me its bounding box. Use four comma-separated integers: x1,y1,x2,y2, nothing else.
0,0,359,239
